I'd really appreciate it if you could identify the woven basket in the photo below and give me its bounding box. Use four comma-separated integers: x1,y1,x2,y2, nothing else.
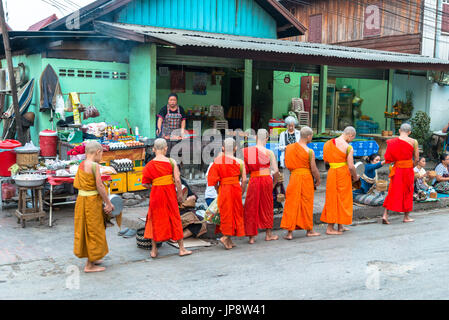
428,171,437,179
136,228,163,250
376,180,388,192
16,152,39,167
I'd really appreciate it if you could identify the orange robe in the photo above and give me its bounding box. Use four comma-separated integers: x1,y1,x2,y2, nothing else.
143,160,184,242
281,143,315,231
243,146,273,236
207,155,245,237
73,161,108,261
320,139,353,225
383,138,415,213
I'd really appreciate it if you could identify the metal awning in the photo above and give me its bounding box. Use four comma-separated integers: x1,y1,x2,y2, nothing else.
94,21,449,71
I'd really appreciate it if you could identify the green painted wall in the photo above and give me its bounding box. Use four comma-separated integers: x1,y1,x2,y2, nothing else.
156,71,222,113
335,78,388,131
2,55,130,145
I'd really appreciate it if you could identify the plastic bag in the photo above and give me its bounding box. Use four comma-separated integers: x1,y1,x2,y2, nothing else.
204,198,220,225
55,94,65,121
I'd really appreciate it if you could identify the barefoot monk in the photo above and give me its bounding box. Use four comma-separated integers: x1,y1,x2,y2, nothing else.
281,126,321,240
243,129,280,244
142,138,192,258
320,127,359,235
207,138,247,250
382,123,419,224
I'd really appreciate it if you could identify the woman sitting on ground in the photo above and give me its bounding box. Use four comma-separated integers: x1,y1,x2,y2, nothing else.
434,153,449,194
353,153,385,195
178,176,207,240
414,157,436,200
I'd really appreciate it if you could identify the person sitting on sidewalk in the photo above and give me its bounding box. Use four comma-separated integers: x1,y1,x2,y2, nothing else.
73,141,114,273
178,176,207,240
433,153,449,194
352,154,386,206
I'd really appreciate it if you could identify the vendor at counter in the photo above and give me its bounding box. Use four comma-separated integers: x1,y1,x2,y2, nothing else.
156,93,187,140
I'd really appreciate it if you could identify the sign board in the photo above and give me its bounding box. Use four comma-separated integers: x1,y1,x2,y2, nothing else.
364,3,381,37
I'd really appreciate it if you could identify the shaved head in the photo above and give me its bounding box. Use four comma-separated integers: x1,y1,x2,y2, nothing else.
85,141,102,154
400,123,412,133
223,137,236,153
300,126,313,138
343,126,356,137
256,128,269,142
154,138,168,150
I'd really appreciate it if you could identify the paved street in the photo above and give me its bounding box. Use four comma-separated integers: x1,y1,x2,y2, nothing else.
0,206,449,300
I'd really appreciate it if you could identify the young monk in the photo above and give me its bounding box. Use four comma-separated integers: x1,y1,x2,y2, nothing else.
382,123,419,224
281,126,321,239
142,138,192,258
243,129,280,244
74,141,114,273
320,126,359,235
207,138,247,250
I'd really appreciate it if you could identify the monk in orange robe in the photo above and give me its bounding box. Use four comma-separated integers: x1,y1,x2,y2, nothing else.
142,138,192,258
320,127,359,235
208,138,247,249
281,126,321,239
243,129,280,244
382,123,419,224
74,141,114,273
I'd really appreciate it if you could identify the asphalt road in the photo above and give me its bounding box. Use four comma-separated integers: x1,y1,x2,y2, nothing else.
1,207,449,300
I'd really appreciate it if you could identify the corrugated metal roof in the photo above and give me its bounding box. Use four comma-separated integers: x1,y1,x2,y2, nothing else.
95,21,449,67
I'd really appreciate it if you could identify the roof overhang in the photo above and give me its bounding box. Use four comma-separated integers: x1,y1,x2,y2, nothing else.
94,21,449,71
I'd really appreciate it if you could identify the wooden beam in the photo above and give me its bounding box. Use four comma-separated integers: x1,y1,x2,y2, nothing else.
319,65,328,133
149,43,157,139
244,59,252,131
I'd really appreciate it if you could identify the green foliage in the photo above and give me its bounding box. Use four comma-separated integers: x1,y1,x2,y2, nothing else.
410,111,431,155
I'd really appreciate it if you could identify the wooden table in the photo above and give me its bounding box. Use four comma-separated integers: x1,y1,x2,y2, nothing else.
358,134,399,157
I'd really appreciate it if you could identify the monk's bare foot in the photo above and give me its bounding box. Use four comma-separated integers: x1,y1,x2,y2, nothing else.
265,234,279,241
326,229,343,235
220,236,232,249
403,218,415,223
306,231,321,237
227,239,236,247
382,217,390,224
248,236,256,244
338,227,350,232
150,248,158,258
93,259,104,265
168,239,176,243
179,248,193,256
284,232,293,240
84,265,106,273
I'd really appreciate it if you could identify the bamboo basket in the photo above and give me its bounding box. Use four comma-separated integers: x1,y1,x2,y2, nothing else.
16,152,39,168
375,180,388,192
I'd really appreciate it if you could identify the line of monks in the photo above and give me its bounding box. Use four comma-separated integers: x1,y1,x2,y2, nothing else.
74,123,418,272
141,122,418,255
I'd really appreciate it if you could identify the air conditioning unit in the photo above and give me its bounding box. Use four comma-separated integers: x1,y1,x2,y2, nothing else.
0,64,26,93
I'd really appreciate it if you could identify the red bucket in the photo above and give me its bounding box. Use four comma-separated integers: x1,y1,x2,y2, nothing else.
0,139,22,176
39,130,58,157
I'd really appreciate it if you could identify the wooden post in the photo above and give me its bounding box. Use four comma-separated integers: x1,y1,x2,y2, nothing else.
0,0,24,143
149,43,157,138
386,69,394,132
319,65,328,133
243,59,252,131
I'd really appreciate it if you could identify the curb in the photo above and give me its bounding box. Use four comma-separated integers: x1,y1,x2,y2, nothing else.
121,198,449,239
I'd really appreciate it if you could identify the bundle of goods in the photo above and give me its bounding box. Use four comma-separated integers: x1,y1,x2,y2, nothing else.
43,159,76,171
110,159,134,173
83,105,100,120
85,122,107,137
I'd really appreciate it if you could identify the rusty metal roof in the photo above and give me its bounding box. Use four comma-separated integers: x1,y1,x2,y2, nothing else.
95,21,449,70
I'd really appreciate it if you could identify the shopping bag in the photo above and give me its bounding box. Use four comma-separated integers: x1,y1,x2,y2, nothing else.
204,198,220,225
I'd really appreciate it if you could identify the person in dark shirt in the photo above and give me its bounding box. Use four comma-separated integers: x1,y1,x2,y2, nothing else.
156,93,187,140
178,176,207,239
354,153,385,195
